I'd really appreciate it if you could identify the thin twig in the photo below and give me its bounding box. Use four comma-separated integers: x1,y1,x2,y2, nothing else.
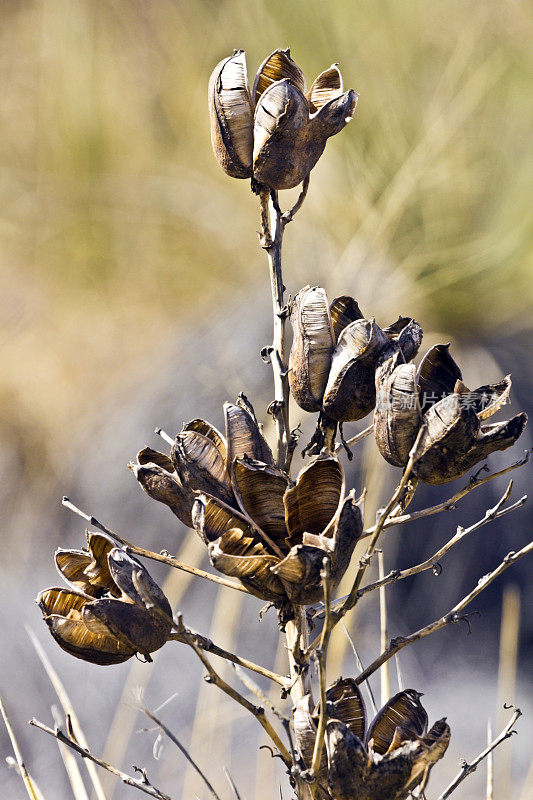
437,707,522,800
334,423,373,453
223,767,243,800
29,719,173,800
231,664,291,723
50,705,90,800
140,704,222,800
378,551,390,706
486,718,493,800
168,630,287,687
61,497,250,594
175,615,292,768
355,483,526,600
360,450,530,541
1,695,41,800
355,542,533,686
306,428,425,656
282,175,310,223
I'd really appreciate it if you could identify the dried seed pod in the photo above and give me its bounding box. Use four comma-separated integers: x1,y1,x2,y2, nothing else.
329,295,364,343
131,459,194,528
208,527,286,601
171,427,234,506
232,457,289,547
38,588,136,665
307,64,343,113
318,677,366,741
365,689,428,755
325,719,367,800
273,490,362,603
413,394,527,485
55,533,118,598
292,695,330,785
323,318,389,422
455,374,512,420
38,537,172,665
289,286,334,413
283,454,344,545
417,343,462,412
208,50,253,179
374,354,421,467
225,397,274,467
252,48,306,105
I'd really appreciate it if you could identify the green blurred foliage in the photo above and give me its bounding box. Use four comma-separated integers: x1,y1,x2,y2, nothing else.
0,0,532,463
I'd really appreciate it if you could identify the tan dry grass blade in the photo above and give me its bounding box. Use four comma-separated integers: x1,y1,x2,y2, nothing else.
496,584,521,798
102,534,204,800
51,704,90,800
181,584,244,799
378,550,390,706
24,626,108,800
0,693,42,800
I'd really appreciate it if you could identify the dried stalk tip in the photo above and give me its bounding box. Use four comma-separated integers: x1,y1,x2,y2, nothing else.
209,49,357,189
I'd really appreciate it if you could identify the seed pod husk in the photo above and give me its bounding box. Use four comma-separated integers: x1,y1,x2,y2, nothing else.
329,295,364,343
225,398,274,467
171,427,234,506
374,354,421,467
252,48,306,105
325,720,367,800
283,454,343,545
307,64,344,113
413,395,527,485
208,50,253,179
131,459,194,528
365,689,427,755
323,318,389,422
232,457,289,548
289,286,334,412
417,343,462,412
208,526,286,601
55,532,118,598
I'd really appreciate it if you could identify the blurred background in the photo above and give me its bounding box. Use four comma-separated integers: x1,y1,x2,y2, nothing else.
1,0,532,798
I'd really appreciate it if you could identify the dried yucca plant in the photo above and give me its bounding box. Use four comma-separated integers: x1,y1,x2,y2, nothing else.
11,47,531,800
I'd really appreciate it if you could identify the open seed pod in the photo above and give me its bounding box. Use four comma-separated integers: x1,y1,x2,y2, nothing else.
208,50,253,179
375,342,527,482
289,286,334,413
322,688,450,800
38,534,173,665
252,49,357,190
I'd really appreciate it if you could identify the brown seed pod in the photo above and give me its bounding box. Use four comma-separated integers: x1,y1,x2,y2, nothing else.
208,50,253,179
289,286,334,413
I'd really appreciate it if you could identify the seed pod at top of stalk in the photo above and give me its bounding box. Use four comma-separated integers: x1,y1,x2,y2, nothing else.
208,50,254,179
252,49,357,190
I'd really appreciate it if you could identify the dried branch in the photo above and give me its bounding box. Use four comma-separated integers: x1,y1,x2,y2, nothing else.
175,615,292,768
334,423,373,454
50,705,90,800
169,628,288,687
356,482,526,600
139,704,222,800
436,706,522,800
62,496,250,595
378,551,390,706
1,695,41,800
29,718,173,800
355,541,533,686
231,664,291,723
360,450,530,541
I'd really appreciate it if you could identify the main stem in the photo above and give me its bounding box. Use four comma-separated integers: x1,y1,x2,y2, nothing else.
261,189,312,705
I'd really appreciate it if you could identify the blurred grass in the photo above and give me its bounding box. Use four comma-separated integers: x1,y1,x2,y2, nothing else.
1,0,532,486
